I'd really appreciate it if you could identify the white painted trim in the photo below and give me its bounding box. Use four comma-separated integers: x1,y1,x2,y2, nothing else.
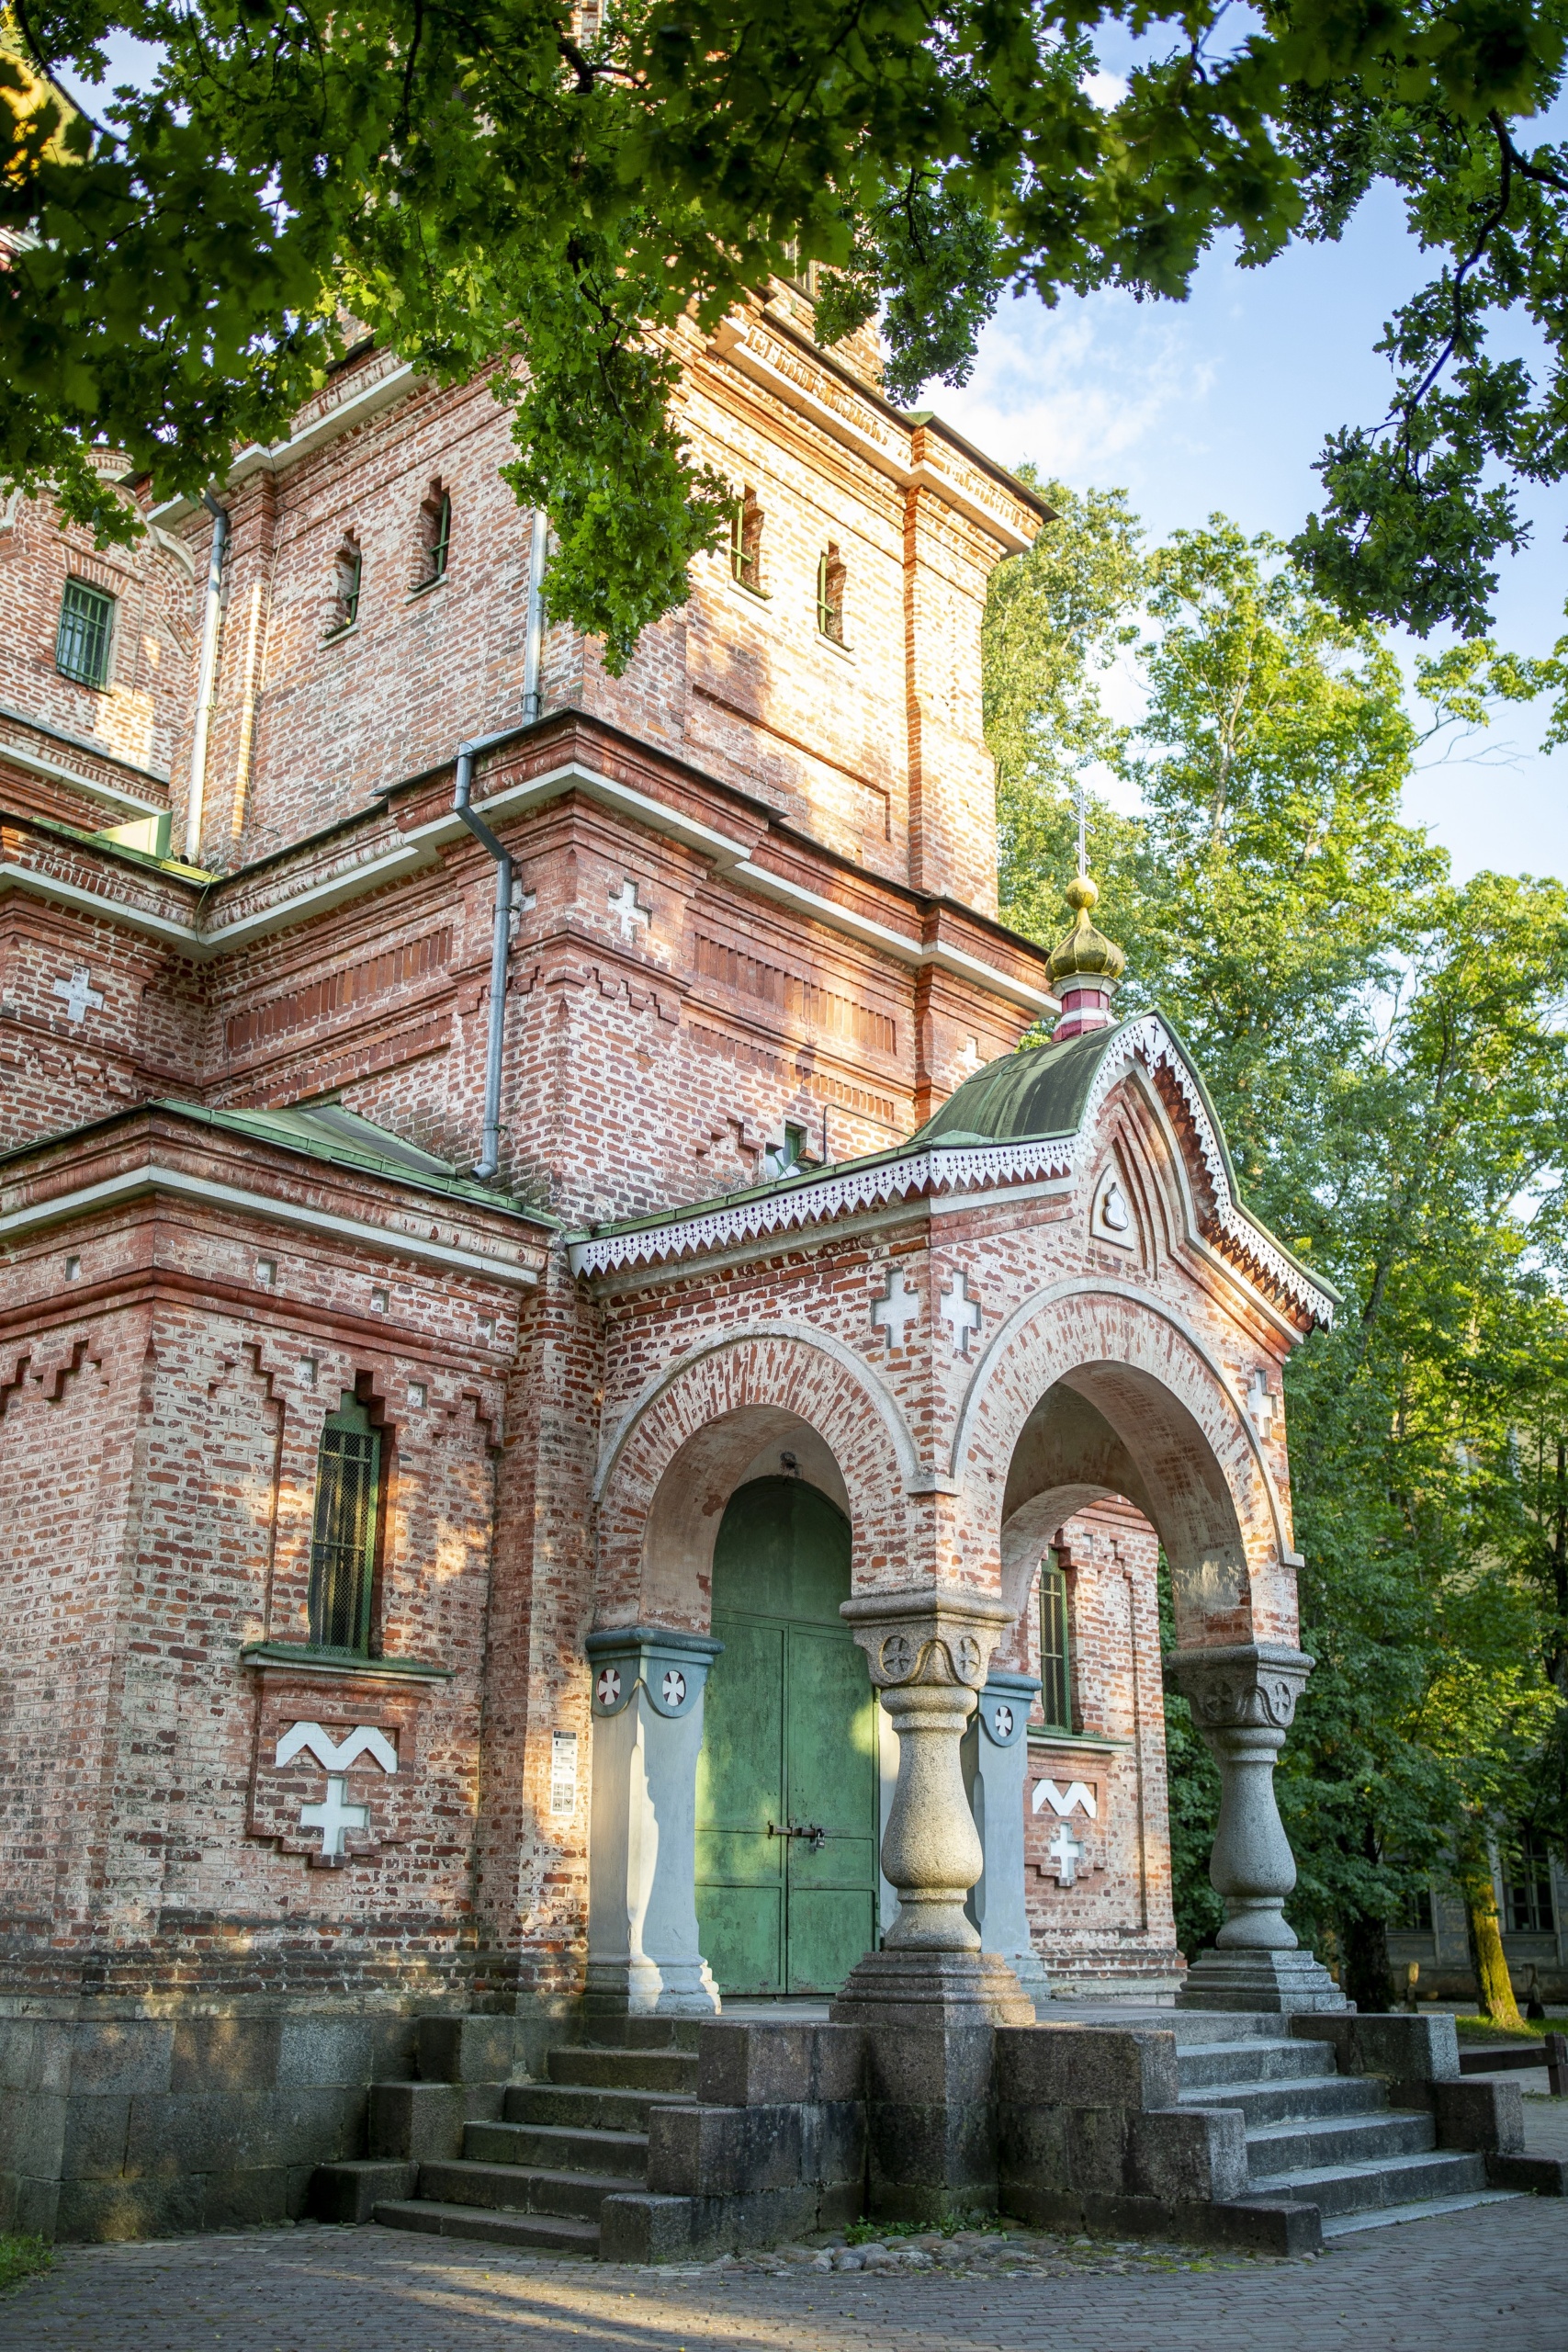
149,364,425,525
569,1137,1078,1278
0,862,200,946
592,1319,921,1503
0,1162,537,1284
728,860,1055,1014
0,737,166,819
944,1272,1292,1563
196,840,442,953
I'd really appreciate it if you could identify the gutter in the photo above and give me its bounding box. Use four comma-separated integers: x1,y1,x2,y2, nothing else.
452,728,521,1182
183,492,230,864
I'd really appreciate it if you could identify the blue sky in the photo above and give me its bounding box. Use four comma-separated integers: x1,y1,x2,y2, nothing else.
931,185,1568,888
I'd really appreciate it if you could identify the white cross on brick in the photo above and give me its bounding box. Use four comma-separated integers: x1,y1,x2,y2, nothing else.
939,1272,982,1358
871,1267,919,1348
1247,1368,1277,1439
1048,1821,1084,1886
52,967,104,1023
608,879,650,941
299,1773,370,1859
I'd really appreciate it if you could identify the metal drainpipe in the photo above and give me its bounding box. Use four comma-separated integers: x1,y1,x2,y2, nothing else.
522,508,548,720
453,732,517,1182
183,491,231,865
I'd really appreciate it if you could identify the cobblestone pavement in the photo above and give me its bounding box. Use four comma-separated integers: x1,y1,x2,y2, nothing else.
4,2191,1566,2352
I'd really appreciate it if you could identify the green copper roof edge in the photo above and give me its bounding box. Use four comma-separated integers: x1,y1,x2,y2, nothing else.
144,1099,559,1225
565,1012,1340,1309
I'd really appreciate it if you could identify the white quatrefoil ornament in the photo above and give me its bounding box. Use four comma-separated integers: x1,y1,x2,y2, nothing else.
661,1668,687,1710
595,1667,623,1709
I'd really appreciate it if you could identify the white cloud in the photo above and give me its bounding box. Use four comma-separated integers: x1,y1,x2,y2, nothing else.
929,293,1216,492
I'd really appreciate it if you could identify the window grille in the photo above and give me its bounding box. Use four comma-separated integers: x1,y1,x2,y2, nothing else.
730,488,763,593
419,484,451,586
1506,1831,1558,1933
817,545,846,645
1039,1554,1072,1731
308,1395,381,1653
56,579,114,687
330,539,363,633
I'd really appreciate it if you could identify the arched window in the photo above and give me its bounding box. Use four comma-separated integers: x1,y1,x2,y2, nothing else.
328,535,363,636
416,481,451,588
817,544,846,645
1038,1551,1072,1731
308,1395,382,1653
730,487,763,594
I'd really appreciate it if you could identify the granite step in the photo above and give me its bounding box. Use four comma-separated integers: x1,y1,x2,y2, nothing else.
372,2198,600,2254
1177,2038,1336,2091
1243,2109,1436,2178
417,2158,643,2222
504,2081,694,2133
548,2046,698,2096
1241,2148,1489,2218
1319,2188,1523,2237
1178,2075,1386,2127
464,2118,649,2178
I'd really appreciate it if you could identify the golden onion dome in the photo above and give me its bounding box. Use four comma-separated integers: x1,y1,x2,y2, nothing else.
1046,874,1126,987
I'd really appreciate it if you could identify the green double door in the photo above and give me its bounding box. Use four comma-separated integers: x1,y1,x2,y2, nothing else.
695,1477,880,1996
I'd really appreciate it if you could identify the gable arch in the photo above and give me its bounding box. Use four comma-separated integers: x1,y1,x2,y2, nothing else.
952,1280,1297,1648
593,1329,915,1633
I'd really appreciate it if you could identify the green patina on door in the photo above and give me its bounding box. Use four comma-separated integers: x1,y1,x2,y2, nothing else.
695,1476,880,1996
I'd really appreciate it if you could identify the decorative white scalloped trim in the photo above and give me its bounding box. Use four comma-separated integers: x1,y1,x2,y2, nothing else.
569,1138,1075,1275
570,1019,1336,1328
1080,1017,1333,1325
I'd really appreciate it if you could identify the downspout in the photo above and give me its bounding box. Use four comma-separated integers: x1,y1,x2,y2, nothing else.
522,508,548,721
453,734,515,1182
183,491,230,865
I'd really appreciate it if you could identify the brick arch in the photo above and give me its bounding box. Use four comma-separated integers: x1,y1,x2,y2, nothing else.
952,1281,1294,1649
594,1329,915,1632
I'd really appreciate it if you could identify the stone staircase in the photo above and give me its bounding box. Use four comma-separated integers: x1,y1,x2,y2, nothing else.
1173,2014,1518,2237
368,2020,700,2256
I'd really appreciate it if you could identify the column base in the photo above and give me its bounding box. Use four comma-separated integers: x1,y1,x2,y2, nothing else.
582,1960,721,2018
830,1948,1036,2027
1177,1948,1348,2013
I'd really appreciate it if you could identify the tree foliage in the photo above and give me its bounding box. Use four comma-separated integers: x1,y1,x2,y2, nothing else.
11,0,1568,669
987,496,1568,2007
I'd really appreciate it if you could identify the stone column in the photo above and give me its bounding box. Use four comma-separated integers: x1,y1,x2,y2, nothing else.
965,1672,1052,2015
585,1626,723,2017
831,1591,1034,2025
1165,1642,1346,2012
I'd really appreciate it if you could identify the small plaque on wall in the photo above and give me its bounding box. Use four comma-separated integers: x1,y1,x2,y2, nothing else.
549,1730,578,1815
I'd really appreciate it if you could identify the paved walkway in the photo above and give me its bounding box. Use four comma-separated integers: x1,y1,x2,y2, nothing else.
6,2098,1564,2352
4,2191,1565,2352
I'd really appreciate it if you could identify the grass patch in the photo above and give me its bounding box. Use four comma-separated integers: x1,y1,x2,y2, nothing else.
1452,2013,1565,2041
843,2211,1008,2244
0,2236,51,2291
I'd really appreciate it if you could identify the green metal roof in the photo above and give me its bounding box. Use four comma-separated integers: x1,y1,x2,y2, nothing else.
149,1099,558,1222
570,1015,1338,1312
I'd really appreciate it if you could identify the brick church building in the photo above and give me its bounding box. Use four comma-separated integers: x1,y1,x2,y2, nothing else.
0,286,1358,2245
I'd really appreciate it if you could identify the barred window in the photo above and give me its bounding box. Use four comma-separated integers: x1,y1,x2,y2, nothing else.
730,488,763,594
417,481,451,588
817,544,846,645
1506,1831,1557,1934
1039,1554,1072,1732
56,578,114,688
308,1395,381,1654
328,536,363,635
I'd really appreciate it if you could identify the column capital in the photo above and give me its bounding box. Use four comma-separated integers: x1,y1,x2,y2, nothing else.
1163,1643,1314,1733
840,1588,1013,1692
586,1623,723,1722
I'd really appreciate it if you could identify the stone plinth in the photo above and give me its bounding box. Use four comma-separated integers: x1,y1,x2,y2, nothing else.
1165,1644,1345,2014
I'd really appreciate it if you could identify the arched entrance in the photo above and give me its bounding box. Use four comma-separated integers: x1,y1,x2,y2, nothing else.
695,1477,880,1996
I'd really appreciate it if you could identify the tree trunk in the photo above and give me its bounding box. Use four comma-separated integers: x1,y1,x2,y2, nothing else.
1341,1905,1395,2013
1466,1874,1522,2029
